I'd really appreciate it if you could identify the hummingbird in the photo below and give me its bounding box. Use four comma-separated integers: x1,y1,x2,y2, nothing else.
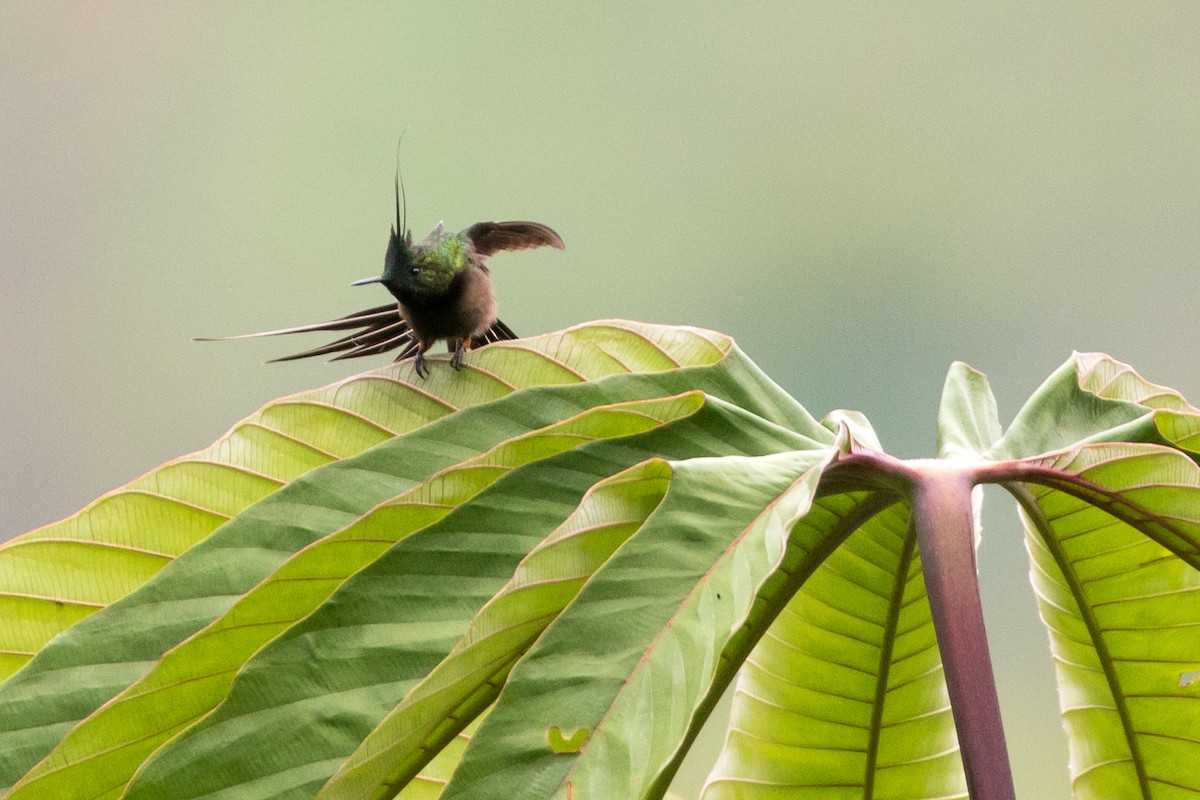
198,175,564,378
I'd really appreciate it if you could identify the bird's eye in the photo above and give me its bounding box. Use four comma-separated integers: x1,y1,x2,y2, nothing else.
411,267,421,276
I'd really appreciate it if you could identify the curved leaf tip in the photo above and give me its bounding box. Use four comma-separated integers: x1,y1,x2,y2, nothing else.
938,360,1000,459
1072,351,1198,413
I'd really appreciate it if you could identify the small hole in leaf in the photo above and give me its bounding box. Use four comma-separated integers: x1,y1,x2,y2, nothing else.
547,725,590,753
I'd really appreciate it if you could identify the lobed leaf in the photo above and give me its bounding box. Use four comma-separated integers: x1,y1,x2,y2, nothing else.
22,334,1199,800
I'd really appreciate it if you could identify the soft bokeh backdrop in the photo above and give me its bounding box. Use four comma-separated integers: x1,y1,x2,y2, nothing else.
3,4,1198,798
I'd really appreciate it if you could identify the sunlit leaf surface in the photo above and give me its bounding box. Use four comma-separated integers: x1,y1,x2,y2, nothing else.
2,338,1198,800
0,321,741,679
1012,443,1200,800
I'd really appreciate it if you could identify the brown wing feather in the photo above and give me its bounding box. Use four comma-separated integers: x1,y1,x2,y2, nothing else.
462,221,565,258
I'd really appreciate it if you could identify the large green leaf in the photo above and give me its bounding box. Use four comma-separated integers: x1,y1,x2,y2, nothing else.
1071,352,1200,454
991,352,1193,461
439,449,835,799
6,393,712,800
0,321,771,680
394,716,484,800
0,322,827,793
988,353,1200,798
7,331,1200,800
316,460,674,800
975,355,1200,799
112,398,817,800
1004,443,1200,800
703,497,965,800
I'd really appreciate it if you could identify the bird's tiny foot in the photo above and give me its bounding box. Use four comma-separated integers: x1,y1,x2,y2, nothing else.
414,350,429,379
450,343,466,371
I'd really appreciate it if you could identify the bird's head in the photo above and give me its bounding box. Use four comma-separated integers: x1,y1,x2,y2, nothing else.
352,170,417,300
353,167,465,302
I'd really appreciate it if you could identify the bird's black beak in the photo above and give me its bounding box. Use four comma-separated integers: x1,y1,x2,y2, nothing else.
351,276,383,287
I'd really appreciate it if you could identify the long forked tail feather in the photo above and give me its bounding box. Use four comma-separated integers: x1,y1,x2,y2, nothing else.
195,305,519,363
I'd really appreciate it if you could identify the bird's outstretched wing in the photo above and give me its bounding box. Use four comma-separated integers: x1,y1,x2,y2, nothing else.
462,221,565,257
195,304,519,363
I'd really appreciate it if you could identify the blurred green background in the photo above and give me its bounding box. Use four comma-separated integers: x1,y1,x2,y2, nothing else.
2,4,1198,798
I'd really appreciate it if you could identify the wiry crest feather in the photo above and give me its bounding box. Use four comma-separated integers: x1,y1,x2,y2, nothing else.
395,135,409,245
